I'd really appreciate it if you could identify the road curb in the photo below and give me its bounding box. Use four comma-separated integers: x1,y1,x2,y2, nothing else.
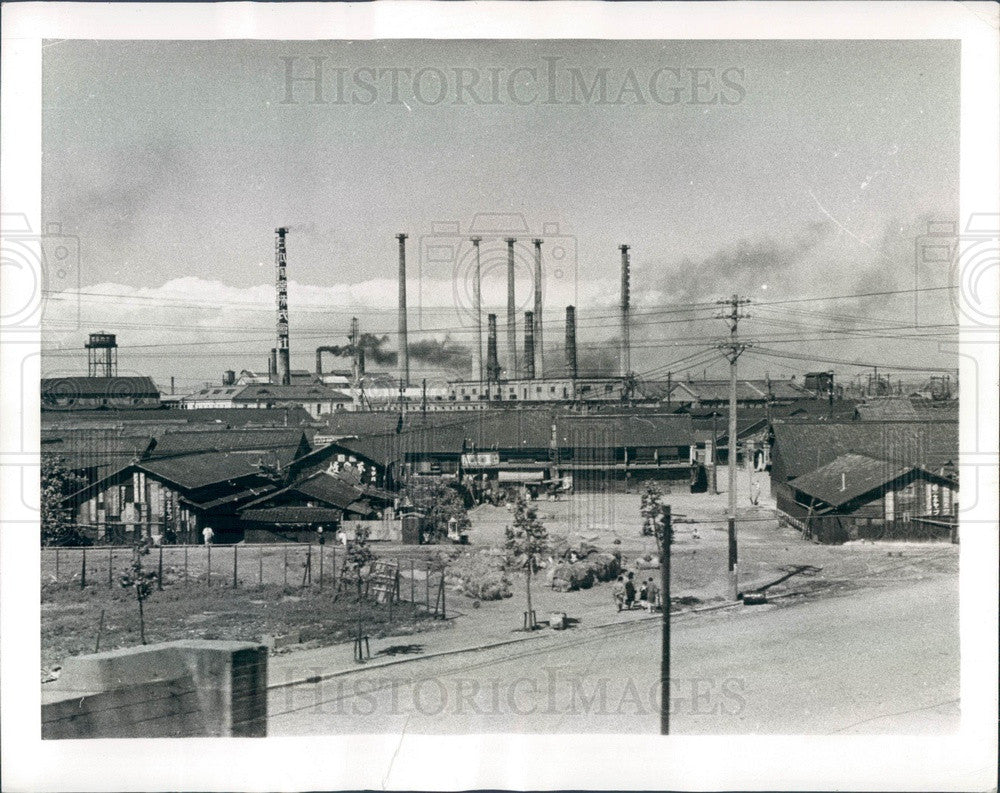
267,599,743,691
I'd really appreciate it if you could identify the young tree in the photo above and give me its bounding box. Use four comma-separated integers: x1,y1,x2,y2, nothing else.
344,524,376,598
640,480,672,560
119,538,159,645
504,496,549,629
401,480,470,543
40,456,88,546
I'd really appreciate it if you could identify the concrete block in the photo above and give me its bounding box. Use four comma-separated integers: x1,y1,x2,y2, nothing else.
42,640,267,739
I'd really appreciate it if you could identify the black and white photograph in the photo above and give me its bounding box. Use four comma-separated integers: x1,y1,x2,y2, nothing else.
1,3,997,791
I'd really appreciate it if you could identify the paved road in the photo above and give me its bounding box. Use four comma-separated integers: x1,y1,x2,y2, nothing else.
268,574,958,735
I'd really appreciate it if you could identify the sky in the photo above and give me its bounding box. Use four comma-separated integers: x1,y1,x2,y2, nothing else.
40,39,960,389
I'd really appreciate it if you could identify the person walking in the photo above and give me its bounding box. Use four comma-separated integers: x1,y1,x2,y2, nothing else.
202,526,214,545
645,577,660,612
624,572,637,610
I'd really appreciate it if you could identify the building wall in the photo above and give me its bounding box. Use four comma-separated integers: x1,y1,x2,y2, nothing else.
777,472,958,543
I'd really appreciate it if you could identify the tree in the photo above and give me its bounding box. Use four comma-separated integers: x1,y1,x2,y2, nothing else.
503,496,549,629
640,480,672,560
119,538,159,644
401,480,470,543
41,456,89,546
344,524,376,597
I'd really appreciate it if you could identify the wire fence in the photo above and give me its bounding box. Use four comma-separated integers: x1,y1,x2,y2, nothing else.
41,544,450,617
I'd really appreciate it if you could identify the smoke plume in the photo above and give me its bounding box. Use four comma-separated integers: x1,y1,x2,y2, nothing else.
408,335,472,372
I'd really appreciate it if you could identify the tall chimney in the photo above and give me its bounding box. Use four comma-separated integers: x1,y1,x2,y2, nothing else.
268,348,277,383
350,316,360,385
505,237,517,379
315,348,323,376
275,227,291,386
619,244,631,379
397,233,410,387
471,237,483,383
532,238,544,378
486,313,500,388
565,305,578,379
524,310,536,380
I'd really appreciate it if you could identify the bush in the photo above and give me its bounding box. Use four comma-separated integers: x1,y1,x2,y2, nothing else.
549,551,621,592
444,549,512,601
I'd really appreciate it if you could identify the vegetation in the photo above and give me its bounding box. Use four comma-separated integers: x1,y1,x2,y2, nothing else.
118,538,159,644
40,456,89,547
503,496,549,628
640,480,672,559
401,480,471,542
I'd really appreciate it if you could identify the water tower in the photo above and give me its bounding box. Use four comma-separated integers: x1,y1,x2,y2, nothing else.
85,332,118,378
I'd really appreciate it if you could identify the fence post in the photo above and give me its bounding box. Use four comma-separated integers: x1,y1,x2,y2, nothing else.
184,545,189,586
80,548,87,589
207,543,212,587
331,541,337,589
157,545,164,590
319,545,324,591
283,547,288,588
410,559,415,607
233,544,238,589
425,563,430,611
259,547,263,587
441,570,446,620
307,545,312,586
55,548,60,581
108,547,114,588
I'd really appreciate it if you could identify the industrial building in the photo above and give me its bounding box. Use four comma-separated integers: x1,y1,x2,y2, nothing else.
60,429,393,544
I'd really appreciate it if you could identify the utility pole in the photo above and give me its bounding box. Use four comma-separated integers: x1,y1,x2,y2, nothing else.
711,411,719,495
659,504,672,735
421,378,427,418
716,294,750,602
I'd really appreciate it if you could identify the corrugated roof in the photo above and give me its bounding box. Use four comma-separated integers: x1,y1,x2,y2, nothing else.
138,448,299,490
557,414,692,447
788,453,950,508
771,420,959,482
41,376,160,400
666,378,814,402
41,430,153,475
148,428,307,458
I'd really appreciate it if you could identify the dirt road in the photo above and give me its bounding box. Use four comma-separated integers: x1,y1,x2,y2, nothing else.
269,572,958,735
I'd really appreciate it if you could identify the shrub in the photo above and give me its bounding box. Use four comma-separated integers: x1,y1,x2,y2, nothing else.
444,549,512,601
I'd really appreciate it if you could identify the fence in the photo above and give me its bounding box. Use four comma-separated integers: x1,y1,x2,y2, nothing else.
41,544,449,617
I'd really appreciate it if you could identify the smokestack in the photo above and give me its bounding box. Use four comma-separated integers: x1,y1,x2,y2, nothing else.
269,348,277,383
315,348,323,376
223,370,235,386
620,244,631,379
471,237,483,383
350,316,360,385
532,239,544,378
505,237,517,379
358,347,366,376
486,313,500,387
397,233,410,387
524,310,535,380
565,305,578,379
275,227,291,386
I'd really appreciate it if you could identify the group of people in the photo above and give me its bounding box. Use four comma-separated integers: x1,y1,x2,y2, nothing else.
612,571,661,612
